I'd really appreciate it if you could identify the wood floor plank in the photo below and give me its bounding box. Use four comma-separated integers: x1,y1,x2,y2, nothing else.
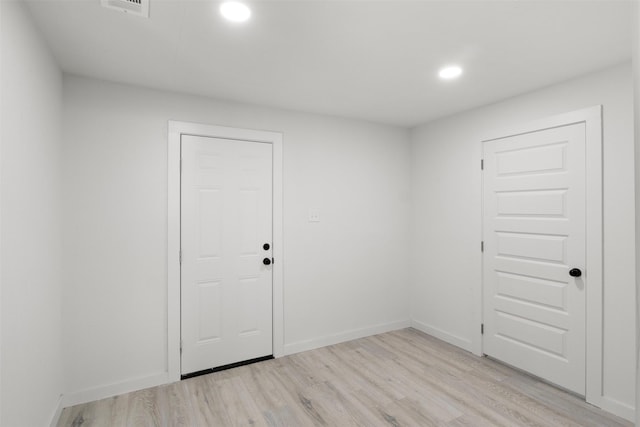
57,328,633,427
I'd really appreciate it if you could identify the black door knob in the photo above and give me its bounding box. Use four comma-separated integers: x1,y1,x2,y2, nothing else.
263,258,272,266
569,268,582,278
263,243,270,251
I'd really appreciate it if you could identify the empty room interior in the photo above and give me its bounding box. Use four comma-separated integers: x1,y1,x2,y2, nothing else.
2,0,640,426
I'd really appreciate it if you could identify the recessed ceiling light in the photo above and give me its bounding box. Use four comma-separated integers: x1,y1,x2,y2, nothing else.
220,1,251,23
438,65,463,80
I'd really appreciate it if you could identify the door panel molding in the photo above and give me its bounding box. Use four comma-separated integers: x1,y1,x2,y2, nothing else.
168,121,284,382
479,105,602,408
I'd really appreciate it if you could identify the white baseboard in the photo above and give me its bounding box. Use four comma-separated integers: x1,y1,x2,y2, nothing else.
56,323,634,424
61,372,170,408
283,319,411,355
590,395,635,423
408,321,636,422
410,319,473,352
49,395,64,427
59,322,411,411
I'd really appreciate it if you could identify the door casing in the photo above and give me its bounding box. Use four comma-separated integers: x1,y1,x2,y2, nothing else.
168,120,284,382
478,105,603,408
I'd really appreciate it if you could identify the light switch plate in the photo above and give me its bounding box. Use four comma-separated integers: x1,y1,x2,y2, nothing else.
308,209,320,222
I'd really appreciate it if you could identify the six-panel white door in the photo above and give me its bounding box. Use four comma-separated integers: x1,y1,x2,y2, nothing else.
181,135,273,376
482,123,586,395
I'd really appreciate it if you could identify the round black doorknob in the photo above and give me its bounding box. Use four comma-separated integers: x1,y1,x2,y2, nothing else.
263,258,271,266
569,268,582,278
263,243,270,251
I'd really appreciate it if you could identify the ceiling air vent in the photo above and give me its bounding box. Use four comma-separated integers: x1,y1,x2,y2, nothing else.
101,0,150,18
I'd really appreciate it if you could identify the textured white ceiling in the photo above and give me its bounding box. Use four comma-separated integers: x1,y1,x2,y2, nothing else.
26,0,632,127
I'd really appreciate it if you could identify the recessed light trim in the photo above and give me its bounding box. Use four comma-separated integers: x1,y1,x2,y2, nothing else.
220,1,251,23
439,65,463,80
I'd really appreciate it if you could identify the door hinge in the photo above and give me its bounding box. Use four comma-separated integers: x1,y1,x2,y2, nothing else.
481,241,484,252
179,249,182,264
481,159,484,170
481,324,484,335
180,340,183,354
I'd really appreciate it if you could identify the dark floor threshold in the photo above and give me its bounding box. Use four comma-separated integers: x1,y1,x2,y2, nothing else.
181,355,274,380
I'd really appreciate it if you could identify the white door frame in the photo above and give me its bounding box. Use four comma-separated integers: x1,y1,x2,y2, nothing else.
167,120,284,382
478,105,604,407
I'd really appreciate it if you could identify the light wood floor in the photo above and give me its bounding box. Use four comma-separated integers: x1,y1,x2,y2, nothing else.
58,328,632,426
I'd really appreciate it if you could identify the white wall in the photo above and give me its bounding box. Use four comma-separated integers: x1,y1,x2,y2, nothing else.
1,3,4,423
0,3,634,423
1,3,4,422
410,64,635,420
633,3,639,425
61,75,411,402
1,2,64,426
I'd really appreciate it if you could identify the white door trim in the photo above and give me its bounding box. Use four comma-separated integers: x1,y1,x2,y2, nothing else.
477,105,603,407
167,120,284,382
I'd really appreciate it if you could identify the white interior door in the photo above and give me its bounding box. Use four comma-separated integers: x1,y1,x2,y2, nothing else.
181,134,273,376
482,123,586,395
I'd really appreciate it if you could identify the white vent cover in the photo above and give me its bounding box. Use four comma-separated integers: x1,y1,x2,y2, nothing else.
101,0,149,18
